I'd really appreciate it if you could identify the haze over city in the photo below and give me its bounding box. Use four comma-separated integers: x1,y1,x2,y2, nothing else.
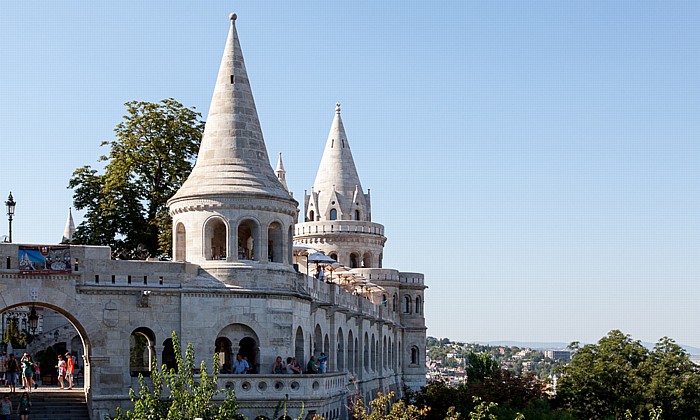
1,1,699,348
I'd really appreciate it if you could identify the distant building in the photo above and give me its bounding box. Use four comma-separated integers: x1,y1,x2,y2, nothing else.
544,350,571,361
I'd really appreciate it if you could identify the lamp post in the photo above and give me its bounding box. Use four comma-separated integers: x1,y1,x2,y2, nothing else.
28,306,39,336
5,192,16,243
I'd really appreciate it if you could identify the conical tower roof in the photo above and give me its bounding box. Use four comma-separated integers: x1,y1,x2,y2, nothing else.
61,208,75,243
170,14,293,204
312,103,364,197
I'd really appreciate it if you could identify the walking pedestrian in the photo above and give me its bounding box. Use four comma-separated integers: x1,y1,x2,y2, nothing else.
20,354,34,393
0,394,12,420
5,355,18,394
17,392,31,420
56,355,66,389
65,353,74,389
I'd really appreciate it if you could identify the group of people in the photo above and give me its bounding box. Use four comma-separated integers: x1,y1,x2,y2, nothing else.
1,392,31,420
0,351,76,394
270,353,328,375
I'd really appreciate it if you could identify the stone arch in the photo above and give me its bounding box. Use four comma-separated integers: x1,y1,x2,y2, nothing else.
363,332,369,372
267,221,284,263
130,327,156,377
323,334,330,372
354,209,360,221
162,338,176,371
336,327,345,371
411,346,420,365
415,296,422,315
313,324,323,356
215,336,233,373
347,330,355,374
350,253,359,269
329,208,338,220
308,210,315,222
203,216,227,260
175,222,186,261
236,218,260,261
362,252,372,268
294,326,304,367
404,295,411,314
371,333,377,372
329,252,338,262
217,323,260,373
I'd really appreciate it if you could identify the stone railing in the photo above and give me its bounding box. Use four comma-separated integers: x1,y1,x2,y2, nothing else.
216,372,349,401
295,221,384,237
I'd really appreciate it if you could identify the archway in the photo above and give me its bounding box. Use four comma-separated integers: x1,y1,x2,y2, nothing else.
237,219,259,261
204,217,227,260
350,253,359,269
347,330,354,374
217,323,260,373
215,337,233,373
336,327,345,371
267,222,284,263
175,223,186,261
162,338,176,371
362,252,372,268
130,327,155,377
0,303,91,390
313,325,323,356
294,327,305,366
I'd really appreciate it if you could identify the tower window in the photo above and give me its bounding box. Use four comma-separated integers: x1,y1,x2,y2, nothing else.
329,208,337,220
230,75,234,84
355,210,360,220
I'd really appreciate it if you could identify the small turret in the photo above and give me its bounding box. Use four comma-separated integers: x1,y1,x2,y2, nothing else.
61,208,75,244
275,153,290,193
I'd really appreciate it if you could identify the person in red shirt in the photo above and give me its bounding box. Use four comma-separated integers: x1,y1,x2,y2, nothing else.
64,354,74,390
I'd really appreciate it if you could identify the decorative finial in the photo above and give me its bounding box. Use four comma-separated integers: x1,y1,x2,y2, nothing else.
229,13,237,21
335,102,341,114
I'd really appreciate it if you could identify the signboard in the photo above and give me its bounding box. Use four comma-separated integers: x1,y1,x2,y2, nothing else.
18,245,72,274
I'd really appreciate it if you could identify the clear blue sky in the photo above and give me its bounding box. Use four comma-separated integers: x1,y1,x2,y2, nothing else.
1,1,699,348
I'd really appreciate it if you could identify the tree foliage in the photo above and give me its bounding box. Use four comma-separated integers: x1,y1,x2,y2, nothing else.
70,99,203,258
467,352,500,384
556,330,700,419
346,391,430,420
112,331,242,420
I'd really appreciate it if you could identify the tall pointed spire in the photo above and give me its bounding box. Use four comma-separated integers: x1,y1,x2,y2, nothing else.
61,208,75,244
170,13,292,204
275,152,289,192
312,103,363,198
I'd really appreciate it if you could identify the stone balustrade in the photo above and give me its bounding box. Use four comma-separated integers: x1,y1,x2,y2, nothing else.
216,372,349,401
295,221,384,237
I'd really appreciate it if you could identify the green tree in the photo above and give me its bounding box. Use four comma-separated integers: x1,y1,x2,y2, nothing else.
348,391,430,420
556,330,700,419
70,99,204,258
112,331,242,420
467,352,500,384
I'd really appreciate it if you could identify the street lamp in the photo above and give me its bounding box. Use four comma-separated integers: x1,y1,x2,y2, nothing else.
28,306,39,336
5,192,15,243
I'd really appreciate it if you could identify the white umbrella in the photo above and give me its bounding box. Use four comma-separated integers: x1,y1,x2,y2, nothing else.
307,252,336,264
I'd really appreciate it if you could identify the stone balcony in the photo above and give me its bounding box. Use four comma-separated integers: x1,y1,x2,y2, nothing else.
216,372,349,401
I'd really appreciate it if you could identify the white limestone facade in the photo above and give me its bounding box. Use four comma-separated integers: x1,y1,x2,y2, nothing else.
0,14,426,420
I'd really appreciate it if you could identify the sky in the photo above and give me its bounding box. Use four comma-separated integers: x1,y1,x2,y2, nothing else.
1,1,699,348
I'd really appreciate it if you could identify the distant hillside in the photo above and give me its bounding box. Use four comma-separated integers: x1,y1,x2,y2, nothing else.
471,340,700,356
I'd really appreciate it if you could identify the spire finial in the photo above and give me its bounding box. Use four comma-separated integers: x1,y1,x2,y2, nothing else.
229,13,237,21
335,102,341,114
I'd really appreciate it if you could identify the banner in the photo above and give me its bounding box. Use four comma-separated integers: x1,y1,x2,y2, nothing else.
18,245,72,274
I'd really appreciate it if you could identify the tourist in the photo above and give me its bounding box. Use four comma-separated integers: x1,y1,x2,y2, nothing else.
32,362,40,389
65,353,75,389
20,354,34,393
0,352,7,387
232,353,249,374
287,357,301,374
56,355,67,389
306,355,319,374
17,392,30,420
6,355,18,394
0,394,12,420
318,267,325,281
271,356,286,374
318,352,328,374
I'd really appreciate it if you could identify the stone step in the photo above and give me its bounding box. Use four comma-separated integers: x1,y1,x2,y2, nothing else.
7,388,89,420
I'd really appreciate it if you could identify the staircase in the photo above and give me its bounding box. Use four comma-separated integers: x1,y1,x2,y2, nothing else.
15,388,89,420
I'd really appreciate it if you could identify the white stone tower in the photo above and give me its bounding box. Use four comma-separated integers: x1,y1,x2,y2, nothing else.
168,14,297,277
295,104,387,268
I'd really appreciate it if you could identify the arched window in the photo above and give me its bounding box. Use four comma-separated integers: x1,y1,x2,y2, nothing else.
382,294,388,308
267,222,284,263
415,296,422,315
404,296,411,313
371,335,377,372
329,208,338,220
237,219,259,260
350,253,359,268
308,210,315,222
362,252,372,268
393,294,398,313
337,328,345,371
354,210,360,221
130,328,155,377
411,346,419,365
295,327,305,367
347,330,355,374
363,333,370,372
329,253,337,261
215,337,233,373
239,337,258,373
162,338,176,371
314,325,323,356
378,253,383,268
175,223,186,261
204,218,227,260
